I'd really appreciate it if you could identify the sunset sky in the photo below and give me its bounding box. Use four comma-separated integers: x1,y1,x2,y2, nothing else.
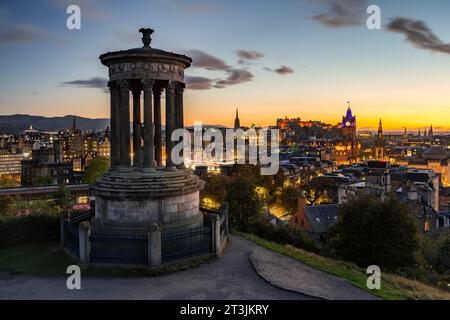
0,0,450,131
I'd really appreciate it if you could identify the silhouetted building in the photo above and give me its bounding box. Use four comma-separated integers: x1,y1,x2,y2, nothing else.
234,108,241,129
21,147,74,186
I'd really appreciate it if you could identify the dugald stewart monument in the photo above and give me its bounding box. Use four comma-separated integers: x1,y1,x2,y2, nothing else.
61,28,228,266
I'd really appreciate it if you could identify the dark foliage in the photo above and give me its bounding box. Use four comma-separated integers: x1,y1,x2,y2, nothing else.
328,195,420,272
0,214,60,249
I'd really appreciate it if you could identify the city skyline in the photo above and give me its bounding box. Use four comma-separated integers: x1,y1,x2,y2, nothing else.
1,0,450,130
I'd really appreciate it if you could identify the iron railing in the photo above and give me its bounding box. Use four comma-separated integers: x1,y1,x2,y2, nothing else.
90,230,148,265
220,213,226,244
63,220,79,257
161,225,212,263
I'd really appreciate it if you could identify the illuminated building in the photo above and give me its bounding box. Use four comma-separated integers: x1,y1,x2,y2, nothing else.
335,103,360,165
0,149,27,181
373,119,386,160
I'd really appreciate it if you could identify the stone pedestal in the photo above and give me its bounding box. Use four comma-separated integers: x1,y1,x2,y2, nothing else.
91,167,204,231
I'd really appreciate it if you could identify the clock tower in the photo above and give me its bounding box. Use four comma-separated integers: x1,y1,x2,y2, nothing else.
336,102,360,165
342,102,356,139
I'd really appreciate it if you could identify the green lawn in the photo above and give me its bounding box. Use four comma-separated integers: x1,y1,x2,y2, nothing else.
235,230,450,300
0,242,208,278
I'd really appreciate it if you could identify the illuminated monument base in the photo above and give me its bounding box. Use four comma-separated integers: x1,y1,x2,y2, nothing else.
91,167,204,231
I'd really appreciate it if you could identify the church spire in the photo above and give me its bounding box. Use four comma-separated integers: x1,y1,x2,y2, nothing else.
378,118,382,131
234,107,241,129
377,118,383,139
429,124,433,137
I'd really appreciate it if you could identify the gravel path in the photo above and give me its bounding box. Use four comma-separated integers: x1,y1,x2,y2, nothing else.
0,236,314,300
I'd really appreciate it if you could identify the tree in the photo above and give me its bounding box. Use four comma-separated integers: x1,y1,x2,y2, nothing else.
278,185,299,216
55,185,73,211
436,235,450,273
36,175,53,186
328,195,420,272
0,196,13,217
82,158,109,183
201,174,232,208
0,176,20,188
226,177,263,230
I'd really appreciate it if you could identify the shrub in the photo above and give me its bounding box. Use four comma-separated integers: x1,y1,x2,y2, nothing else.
0,213,60,249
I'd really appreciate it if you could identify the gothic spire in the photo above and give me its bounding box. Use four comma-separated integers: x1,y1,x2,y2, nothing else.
234,107,240,129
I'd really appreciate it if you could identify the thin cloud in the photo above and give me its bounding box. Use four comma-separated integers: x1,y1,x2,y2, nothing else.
265,65,294,75
214,69,254,88
311,0,366,28
60,77,108,92
185,50,253,90
0,24,47,43
236,50,264,64
186,50,230,70
185,76,214,90
387,17,450,55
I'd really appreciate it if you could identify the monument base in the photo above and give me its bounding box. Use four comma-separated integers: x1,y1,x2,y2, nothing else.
91,167,204,231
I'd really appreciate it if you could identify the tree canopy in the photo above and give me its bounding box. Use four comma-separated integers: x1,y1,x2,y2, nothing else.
82,158,109,184
329,195,420,272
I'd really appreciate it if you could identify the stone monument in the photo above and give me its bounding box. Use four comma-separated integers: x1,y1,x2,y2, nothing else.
91,28,204,232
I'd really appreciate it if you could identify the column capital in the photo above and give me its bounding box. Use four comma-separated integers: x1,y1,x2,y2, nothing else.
153,85,163,97
166,81,175,95
175,82,185,94
142,79,155,90
107,81,118,90
117,80,130,91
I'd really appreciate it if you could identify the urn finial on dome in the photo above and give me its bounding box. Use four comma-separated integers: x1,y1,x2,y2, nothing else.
139,27,154,47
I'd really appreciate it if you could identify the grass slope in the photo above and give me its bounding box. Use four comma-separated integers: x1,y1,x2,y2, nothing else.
235,231,450,300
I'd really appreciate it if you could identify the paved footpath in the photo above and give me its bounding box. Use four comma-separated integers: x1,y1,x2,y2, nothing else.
0,236,376,300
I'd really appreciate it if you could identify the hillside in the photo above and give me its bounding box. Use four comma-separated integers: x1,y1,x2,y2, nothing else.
0,114,110,133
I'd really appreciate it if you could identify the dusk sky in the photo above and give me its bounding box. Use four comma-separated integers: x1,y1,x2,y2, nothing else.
1,0,450,131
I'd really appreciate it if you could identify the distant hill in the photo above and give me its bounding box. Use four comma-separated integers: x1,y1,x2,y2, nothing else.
0,114,110,134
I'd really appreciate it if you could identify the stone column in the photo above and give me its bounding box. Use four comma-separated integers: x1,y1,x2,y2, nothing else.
142,80,155,169
165,81,176,170
108,81,121,167
153,86,163,167
209,213,221,257
118,80,131,166
175,83,184,129
132,88,142,166
149,223,161,266
78,221,91,264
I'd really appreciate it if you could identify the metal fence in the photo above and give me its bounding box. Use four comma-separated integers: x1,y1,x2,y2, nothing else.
90,230,148,265
220,213,227,244
63,220,79,258
161,225,212,263
68,210,93,224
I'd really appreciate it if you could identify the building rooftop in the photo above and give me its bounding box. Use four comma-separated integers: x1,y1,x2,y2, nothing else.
305,204,339,234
